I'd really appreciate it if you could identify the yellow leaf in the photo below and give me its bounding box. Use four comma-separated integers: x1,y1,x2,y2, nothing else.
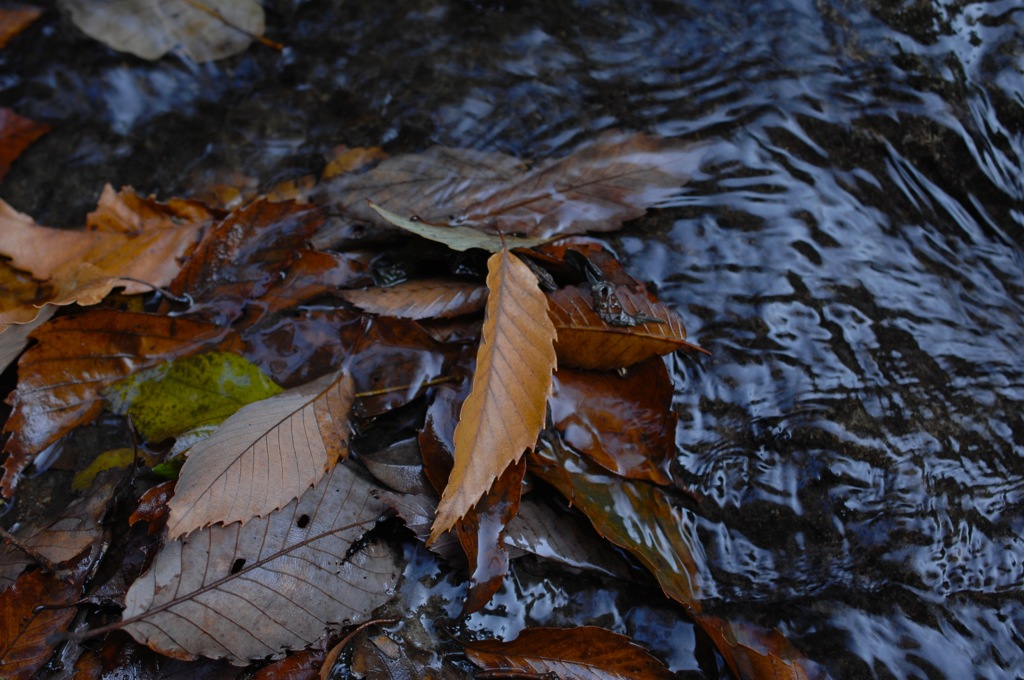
429,249,557,542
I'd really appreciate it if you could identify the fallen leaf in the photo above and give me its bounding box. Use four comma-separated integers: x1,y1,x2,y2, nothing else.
105,351,283,443
72,447,156,491
360,438,432,495
0,303,52,376
129,480,175,535
321,145,388,180
339,278,487,320
2,310,241,496
323,132,707,242
462,626,672,679
0,6,42,49
547,283,702,369
61,0,266,62
429,249,557,542
528,432,704,612
117,460,401,665
0,563,86,678
550,357,676,485
166,369,354,538
695,615,825,680
368,201,552,252
0,107,50,183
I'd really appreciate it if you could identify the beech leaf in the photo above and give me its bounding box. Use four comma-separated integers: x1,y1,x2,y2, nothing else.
462,626,672,679
119,460,401,665
429,249,557,542
61,0,265,62
339,277,488,320
166,369,355,538
367,201,551,252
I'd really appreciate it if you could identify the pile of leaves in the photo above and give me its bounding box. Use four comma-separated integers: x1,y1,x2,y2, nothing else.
0,119,822,677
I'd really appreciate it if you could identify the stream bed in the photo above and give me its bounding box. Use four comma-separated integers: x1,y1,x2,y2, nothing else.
2,1,1023,678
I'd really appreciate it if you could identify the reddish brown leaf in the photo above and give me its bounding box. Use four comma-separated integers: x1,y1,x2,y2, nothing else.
321,145,388,180
339,278,487,320
550,357,676,485
0,6,42,49
463,626,672,679
456,457,526,615
2,310,241,496
129,480,175,535
430,249,557,542
0,107,50,183
0,564,85,678
695,615,825,680
547,283,702,369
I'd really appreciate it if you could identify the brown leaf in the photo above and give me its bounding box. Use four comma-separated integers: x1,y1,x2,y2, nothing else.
695,615,825,680
322,131,707,241
462,626,672,679
0,562,87,678
429,249,557,542
547,283,702,369
0,107,50,183
0,303,52,376
62,0,266,62
166,370,354,538
339,278,487,320
550,357,675,485
321,145,388,180
0,6,42,49
2,310,241,496
118,460,400,665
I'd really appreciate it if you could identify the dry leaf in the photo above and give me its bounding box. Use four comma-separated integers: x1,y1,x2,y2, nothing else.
0,6,42,49
547,283,702,369
166,370,355,538
462,626,672,679
119,460,400,665
339,278,487,320
61,0,265,62
0,107,50,183
429,249,556,542
2,310,241,496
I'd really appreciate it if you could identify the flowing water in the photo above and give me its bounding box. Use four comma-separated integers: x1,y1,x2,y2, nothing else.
3,1,1024,677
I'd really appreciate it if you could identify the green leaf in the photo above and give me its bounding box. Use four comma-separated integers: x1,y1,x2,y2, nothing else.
367,201,552,253
105,351,283,442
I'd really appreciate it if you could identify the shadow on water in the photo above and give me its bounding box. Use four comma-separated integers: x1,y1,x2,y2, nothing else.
2,0,1023,677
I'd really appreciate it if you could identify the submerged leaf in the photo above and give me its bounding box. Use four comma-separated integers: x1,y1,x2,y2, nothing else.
166,370,354,538
105,351,283,442
430,249,557,542
0,6,42,49
368,201,551,252
339,277,487,320
61,0,265,62
463,626,672,679
120,460,400,665
0,107,50,183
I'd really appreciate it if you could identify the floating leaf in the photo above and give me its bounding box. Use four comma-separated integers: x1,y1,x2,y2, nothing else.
339,278,487,320
166,369,354,538
105,351,283,443
0,107,50,183
61,0,266,62
550,357,676,485
462,626,672,679
2,310,241,496
547,283,703,369
119,460,400,665
695,615,825,680
429,249,557,542
0,6,42,49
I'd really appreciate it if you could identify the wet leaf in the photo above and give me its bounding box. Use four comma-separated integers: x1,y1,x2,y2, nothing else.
105,351,283,443
550,357,675,485
325,132,707,242
166,369,354,538
360,438,432,495
321,145,388,180
695,615,825,680
429,249,557,542
72,447,158,491
0,482,114,589
528,433,704,611
0,304,52,375
129,480,175,535
462,626,672,679
0,563,86,678
2,310,241,496
0,6,42,49
339,278,487,320
0,107,50,183
368,201,551,252
547,283,703,369
61,0,265,62
118,460,400,665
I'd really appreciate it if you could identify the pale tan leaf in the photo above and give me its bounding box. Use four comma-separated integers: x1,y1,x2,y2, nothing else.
339,278,487,320
120,460,400,665
167,370,355,538
429,249,556,542
367,201,551,252
61,0,265,62
547,283,704,369
0,305,52,376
